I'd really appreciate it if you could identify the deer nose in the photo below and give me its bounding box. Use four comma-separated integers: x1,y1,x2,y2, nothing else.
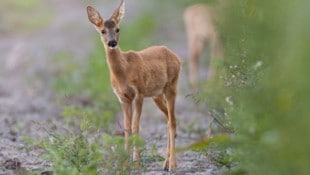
108,40,118,48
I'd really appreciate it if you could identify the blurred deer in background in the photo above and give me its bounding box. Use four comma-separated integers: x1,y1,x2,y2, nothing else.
86,0,181,171
184,4,223,88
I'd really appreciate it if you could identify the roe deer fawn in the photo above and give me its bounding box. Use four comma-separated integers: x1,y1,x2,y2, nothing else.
184,4,223,88
86,0,181,171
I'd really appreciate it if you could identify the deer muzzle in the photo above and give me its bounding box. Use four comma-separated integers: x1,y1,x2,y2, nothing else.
108,40,118,48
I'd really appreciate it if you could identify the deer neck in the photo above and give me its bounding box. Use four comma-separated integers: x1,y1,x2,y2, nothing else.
105,46,127,81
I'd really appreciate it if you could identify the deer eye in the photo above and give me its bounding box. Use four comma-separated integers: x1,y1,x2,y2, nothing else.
115,28,120,33
101,30,106,35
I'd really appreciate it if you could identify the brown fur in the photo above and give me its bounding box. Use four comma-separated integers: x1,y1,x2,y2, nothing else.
87,0,181,171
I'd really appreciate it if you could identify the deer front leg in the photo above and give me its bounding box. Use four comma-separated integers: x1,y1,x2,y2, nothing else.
121,102,132,151
131,94,144,167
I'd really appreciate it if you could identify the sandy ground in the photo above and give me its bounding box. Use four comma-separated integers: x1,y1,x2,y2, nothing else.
0,1,219,174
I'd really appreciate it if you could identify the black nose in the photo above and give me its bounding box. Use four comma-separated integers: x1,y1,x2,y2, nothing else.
108,40,118,48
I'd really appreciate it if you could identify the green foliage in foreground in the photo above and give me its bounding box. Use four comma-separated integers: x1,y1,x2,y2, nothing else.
202,0,310,174
40,133,101,175
36,127,161,175
38,132,128,175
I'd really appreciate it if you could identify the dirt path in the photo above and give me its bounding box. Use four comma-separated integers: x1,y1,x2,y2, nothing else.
0,1,218,174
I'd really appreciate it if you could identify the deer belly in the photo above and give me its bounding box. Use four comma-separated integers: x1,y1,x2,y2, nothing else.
144,76,167,97
145,84,165,97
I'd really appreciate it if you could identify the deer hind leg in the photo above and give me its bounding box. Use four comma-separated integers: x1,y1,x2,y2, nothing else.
152,95,170,170
163,84,178,171
131,94,144,167
152,95,168,118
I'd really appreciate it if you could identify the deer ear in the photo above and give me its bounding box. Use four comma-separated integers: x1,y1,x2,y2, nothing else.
111,0,125,24
87,6,104,27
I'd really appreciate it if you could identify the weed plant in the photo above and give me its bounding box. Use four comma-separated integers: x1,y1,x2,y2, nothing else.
37,125,161,175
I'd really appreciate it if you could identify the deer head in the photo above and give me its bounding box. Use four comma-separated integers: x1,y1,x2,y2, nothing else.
87,0,125,49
